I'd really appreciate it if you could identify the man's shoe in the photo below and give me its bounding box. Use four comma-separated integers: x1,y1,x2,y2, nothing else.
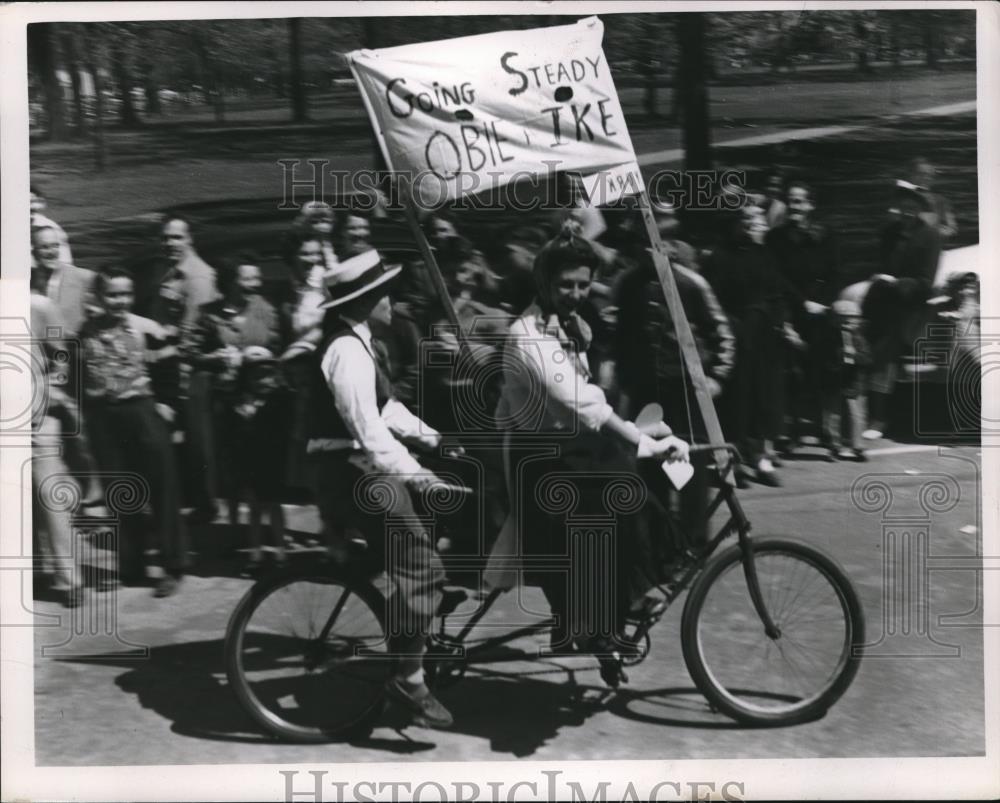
153,575,181,598
385,676,454,729
861,428,883,441
53,585,84,608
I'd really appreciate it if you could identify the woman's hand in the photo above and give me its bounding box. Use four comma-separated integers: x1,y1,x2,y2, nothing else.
639,434,690,461
659,435,690,462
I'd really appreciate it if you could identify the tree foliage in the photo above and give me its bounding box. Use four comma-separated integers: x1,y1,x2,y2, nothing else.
27,10,974,138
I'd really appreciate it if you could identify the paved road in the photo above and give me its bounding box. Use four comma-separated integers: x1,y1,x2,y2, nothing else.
32,446,984,765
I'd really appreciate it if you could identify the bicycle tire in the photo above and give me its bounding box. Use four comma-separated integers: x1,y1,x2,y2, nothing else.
681,537,864,726
225,568,392,743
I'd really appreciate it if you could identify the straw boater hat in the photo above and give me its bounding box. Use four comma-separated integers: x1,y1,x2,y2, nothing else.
319,249,401,309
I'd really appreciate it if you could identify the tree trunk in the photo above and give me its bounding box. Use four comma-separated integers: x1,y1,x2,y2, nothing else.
857,48,871,74
266,42,285,97
289,19,308,122
81,28,107,170
855,21,872,74
677,14,712,171
60,32,87,135
142,56,161,115
192,31,225,122
889,15,901,68
28,24,69,141
924,23,939,69
111,42,141,127
643,69,658,119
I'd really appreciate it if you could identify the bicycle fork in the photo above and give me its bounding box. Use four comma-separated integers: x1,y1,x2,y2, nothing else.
725,485,782,640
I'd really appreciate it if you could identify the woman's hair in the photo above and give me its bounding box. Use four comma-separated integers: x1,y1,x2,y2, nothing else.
291,201,337,237
282,230,323,271
217,251,260,297
533,224,600,277
531,224,599,306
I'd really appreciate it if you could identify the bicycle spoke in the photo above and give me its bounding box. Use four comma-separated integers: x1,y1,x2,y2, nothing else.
689,543,861,721
229,575,391,740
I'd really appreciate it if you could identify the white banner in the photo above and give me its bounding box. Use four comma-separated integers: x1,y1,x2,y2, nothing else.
349,16,638,207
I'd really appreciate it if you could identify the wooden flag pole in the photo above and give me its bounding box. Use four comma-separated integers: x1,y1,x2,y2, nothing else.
395,174,473,357
635,187,733,476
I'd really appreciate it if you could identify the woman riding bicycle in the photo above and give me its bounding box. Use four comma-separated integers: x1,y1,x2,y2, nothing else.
487,226,690,686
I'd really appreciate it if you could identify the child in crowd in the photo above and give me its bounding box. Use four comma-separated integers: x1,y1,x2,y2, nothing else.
79,267,188,597
829,299,871,461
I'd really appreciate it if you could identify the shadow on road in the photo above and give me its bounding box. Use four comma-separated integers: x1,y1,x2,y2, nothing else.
607,687,743,730
54,635,738,755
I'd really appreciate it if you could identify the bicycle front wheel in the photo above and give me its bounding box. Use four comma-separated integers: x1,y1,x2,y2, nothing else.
225,570,392,742
681,537,864,726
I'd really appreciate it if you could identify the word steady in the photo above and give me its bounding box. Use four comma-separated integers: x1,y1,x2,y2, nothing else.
383,51,623,180
500,52,604,95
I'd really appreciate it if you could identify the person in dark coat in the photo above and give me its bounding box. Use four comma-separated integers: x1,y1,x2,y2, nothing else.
863,184,942,438
702,200,791,487
615,245,735,541
766,181,842,458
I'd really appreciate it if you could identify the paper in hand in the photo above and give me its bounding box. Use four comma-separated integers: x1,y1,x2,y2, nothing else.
662,458,695,491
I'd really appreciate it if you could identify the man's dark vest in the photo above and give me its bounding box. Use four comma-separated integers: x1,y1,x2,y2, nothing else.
306,326,393,442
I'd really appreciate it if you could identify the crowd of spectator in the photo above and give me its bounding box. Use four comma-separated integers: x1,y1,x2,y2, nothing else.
28,157,974,607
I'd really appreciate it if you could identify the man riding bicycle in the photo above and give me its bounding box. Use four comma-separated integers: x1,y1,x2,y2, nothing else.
303,249,454,729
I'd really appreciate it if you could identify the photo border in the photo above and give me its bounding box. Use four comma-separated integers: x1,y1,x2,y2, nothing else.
1,1,996,800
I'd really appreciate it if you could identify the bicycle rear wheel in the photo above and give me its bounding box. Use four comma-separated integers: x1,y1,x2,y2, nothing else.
681,537,864,726
225,570,392,742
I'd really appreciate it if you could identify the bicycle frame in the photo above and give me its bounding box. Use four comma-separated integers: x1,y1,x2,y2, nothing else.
431,442,781,666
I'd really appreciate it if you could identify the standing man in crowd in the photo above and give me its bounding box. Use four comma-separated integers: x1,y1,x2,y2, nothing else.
30,225,96,338
137,215,219,523
615,241,734,542
80,267,188,596
863,183,943,439
31,293,84,607
30,187,73,266
30,225,105,509
766,181,842,458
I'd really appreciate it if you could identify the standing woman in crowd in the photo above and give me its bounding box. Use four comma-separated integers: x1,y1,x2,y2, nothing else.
335,209,373,261
292,201,339,268
279,232,333,501
488,227,689,688
182,255,283,555
703,194,791,487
